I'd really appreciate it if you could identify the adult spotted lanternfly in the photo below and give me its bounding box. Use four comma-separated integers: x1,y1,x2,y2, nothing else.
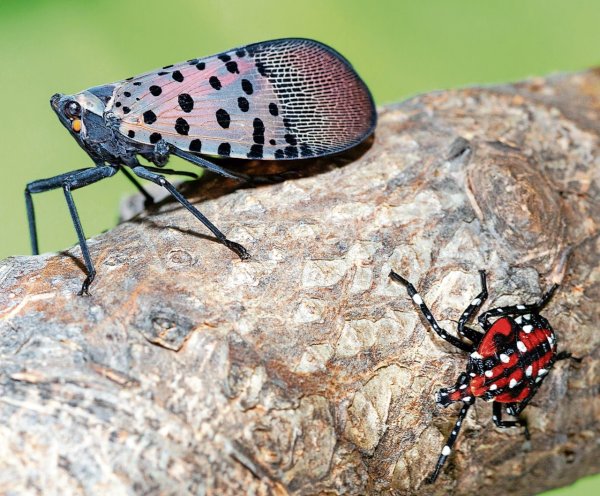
26,38,376,294
389,270,577,483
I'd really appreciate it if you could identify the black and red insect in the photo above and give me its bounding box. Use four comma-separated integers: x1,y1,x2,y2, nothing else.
389,269,577,483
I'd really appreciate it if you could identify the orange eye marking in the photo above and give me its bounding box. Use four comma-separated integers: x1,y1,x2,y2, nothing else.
71,119,82,133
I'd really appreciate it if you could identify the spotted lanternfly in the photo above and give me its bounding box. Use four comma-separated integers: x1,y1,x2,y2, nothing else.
389,270,578,483
26,38,376,294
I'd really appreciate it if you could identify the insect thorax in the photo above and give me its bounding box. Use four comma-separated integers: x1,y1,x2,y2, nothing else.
437,315,557,407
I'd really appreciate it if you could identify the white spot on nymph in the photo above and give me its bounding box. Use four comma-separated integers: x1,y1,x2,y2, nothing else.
509,378,518,388
460,384,467,390
471,298,481,306
492,415,498,421
452,430,457,435
496,308,504,313
524,314,531,320
515,316,523,324
538,368,548,376
470,372,476,377
547,335,555,345
523,325,533,333
462,396,472,402
536,377,543,383
517,341,527,353
456,420,462,426
517,305,526,310
471,351,483,359
442,446,451,456
490,384,497,391
485,370,494,377
500,354,510,363
526,365,533,377
427,315,433,320
412,294,423,305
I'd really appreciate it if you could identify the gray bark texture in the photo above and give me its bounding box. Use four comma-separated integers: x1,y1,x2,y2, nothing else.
0,69,599,496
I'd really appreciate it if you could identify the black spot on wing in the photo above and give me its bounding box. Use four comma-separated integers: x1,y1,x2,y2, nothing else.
172,70,184,82
178,93,194,113
189,139,202,153
241,79,253,95
225,61,239,74
247,144,263,159
218,142,231,157
143,110,157,125
209,76,222,90
175,117,189,135
216,109,231,129
284,146,298,158
253,118,265,144
237,97,249,112
150,132,162,144
149,85,162,96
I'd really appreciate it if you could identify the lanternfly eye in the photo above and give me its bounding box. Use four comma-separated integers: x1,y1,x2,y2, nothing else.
64,101,81,119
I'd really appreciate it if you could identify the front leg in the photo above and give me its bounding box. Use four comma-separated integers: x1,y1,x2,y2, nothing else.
25,167,92,254
389,271,474,352
457,270,487,344
478,284,559,330
25,165,118,294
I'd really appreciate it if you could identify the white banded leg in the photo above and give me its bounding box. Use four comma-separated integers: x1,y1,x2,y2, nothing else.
457,270,487,343
389,271,473,352
426,400,473,484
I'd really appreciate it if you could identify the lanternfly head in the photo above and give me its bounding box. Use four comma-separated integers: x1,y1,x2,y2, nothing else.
50,88,111,142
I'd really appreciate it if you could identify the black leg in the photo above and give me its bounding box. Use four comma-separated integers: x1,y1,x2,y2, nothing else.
130,165,249,260
121,167,155,208
25,167,92,255
173,149,292,185
478,284,559,329
556,351,582,363
141,165,199,179
63,166,119,294
426,401,472,484
389,271,474,352
457,270,487,343
173,149,254,182
25,166,118,294
493,402,530,439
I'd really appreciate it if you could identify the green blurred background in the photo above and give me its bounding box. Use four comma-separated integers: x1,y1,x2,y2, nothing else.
0,1,597,493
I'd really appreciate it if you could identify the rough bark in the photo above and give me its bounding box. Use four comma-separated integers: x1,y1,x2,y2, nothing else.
0,69,599,496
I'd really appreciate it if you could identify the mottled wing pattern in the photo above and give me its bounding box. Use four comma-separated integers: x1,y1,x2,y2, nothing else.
110,38,376,160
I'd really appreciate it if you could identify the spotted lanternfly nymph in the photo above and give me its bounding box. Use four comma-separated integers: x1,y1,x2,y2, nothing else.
26,38,376,294
389,270,578,483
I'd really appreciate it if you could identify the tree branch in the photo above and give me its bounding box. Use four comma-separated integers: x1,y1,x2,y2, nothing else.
0,69,599,495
